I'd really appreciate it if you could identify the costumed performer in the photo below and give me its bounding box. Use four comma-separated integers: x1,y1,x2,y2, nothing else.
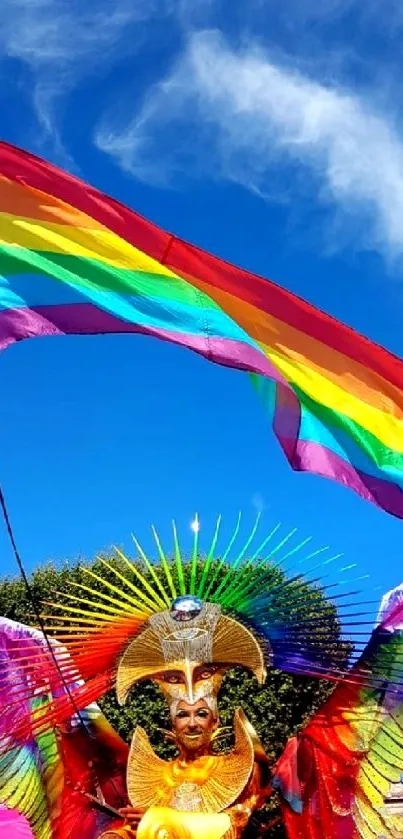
1,519,403,839
99,593,272,839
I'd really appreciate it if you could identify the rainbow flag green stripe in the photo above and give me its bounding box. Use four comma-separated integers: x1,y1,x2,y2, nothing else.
1,140,403,516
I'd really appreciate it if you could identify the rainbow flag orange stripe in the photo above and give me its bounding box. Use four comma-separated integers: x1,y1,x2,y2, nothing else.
1,140,403,516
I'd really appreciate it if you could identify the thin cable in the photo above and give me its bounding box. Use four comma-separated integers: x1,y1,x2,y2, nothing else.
0,485,94,736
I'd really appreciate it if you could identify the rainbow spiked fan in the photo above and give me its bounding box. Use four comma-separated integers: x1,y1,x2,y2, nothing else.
1,514,400,746
31,514,381,715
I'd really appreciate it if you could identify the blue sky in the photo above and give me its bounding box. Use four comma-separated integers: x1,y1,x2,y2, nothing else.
0,0,403,624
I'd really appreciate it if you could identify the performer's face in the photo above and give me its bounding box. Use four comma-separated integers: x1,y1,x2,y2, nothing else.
173,698,217,755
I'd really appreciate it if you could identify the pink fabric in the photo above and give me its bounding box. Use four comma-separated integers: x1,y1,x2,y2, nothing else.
0,807,34,837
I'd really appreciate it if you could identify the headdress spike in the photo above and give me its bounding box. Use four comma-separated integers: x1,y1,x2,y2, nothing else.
130,535,170,609
97,556,160,612
204,512,242,600
197,515,222,599
213,513,262,602
151,526,177,601
172,520,186,596
189,514,200,595
114,545,170,609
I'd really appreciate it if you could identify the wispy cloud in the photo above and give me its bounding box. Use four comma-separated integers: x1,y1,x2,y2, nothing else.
0,0,169,160
96,29,403,260
251,493,267,516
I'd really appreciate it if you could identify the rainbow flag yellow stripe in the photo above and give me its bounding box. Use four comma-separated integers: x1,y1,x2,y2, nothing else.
1,140,403,515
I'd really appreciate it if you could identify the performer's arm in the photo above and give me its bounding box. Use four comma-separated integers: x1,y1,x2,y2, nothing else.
224,762,270,832
118,805,145,831
97,806,145,838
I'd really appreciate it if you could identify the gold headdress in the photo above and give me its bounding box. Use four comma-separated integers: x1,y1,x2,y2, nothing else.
117,597,266,715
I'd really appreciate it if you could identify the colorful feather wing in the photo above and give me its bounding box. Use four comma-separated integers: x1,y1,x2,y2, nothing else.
0,617,128,839
274,585,403,839
352,623,403,838
0,620,58,838
0,741,53,839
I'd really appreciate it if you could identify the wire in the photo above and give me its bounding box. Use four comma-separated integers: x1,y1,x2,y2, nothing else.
0,484,94,736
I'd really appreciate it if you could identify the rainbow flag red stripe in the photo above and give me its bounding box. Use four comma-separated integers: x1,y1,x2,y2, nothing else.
1,140,403,515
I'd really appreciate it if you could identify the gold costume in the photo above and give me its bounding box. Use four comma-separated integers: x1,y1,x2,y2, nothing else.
100,597,270,839
102,754,265,839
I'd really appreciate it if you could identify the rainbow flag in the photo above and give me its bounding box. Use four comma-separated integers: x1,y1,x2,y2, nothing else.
1,140,403,516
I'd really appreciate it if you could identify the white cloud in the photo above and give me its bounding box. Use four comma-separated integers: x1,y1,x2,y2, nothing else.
0,0,169,158
96,29,403,260
251,493,267,516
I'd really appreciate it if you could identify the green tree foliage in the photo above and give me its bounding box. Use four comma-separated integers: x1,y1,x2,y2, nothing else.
0,553,349,839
